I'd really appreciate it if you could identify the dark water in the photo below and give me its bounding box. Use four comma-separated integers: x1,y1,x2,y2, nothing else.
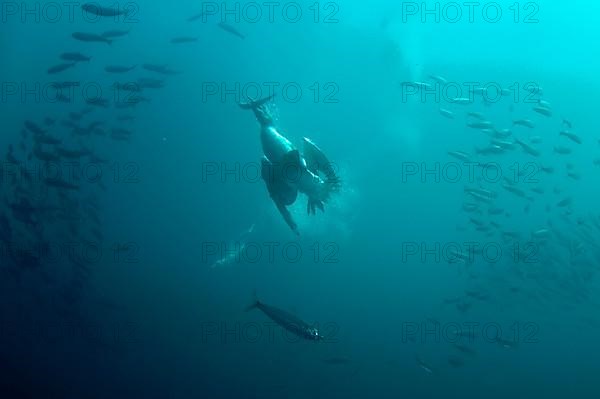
1,1,600,398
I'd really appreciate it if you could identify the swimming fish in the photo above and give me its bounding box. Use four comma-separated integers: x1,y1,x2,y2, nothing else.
170,36,199,44
245,294,323,341
81,3,128,17
47,62,76,74
559,130,582,144
60,52,92,62
105,65,137,73
217,22,245,39
72,32,112,44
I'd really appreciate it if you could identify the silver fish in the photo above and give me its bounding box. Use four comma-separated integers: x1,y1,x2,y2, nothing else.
515,139,540,156
402,81,432,90
451,97,473,105
448,151,472,162
467,121,494,129
512,119,535,128
533,106,552,117
439,108,454,119
559,130,582,144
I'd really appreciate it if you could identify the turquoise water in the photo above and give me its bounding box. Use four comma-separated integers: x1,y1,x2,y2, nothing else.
1,1,600,397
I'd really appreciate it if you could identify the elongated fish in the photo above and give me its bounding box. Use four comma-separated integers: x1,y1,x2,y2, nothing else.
137,78,165,89
533,106,552,117
86,98,110,108
532,228,551,239
465,187,497,199
210,243,246,268
72,32,112,44
218,22,245,39
245,294,323,341
557,197,572,207
451,97,472,105
529,136,542,144
402,81,431,90
524,85,543,96
514,138,540,156
60,52,91,62
488,207,504,215
47,62,76,74
34,133,61,145
51,81,80,90
467,121,494,129
81,3,128,17
44,178,79,190
531,187,544,194
105,65,137,73
101,29,130,38
495,337,518,349
416,355,434,374
117,115,135,122
469,217,485,227
491,139,515,150
502,183,529,199
465,190,494,203
448,150,471,162
188,12,207,22
24,121,45,135
113,82,141,92
453,344,477,356
471,87,488,96
493,128,512,138
463,203,480,213
538,99,551,107
559,130,582,144
429,75,447,85
513,119,535,128
553,146,572,155
467,112,485,119
142,64,179,75
439,108,454,119
476,145,505,155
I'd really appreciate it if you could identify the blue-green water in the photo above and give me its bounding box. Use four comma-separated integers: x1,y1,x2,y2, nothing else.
1,1,600,397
